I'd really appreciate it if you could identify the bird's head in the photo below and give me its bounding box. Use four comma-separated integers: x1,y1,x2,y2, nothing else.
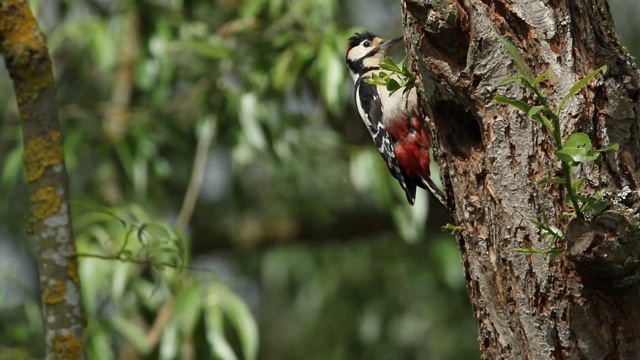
345,31,403,79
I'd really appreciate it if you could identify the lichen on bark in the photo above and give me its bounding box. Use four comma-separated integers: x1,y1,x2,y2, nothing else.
0,1,84,358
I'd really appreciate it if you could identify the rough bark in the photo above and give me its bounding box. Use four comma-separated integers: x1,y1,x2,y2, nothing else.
0,1,84,359
402,0,640,358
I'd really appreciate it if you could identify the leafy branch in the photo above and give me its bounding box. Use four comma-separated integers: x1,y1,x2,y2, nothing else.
364,56,416,95
494,37,618,254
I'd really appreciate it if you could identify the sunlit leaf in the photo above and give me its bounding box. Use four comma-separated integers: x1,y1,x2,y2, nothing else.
215,285,259,360
174,286,203,336
495,96,532,113
535,113,555,133
159,321,179,360
109,316,151,355
597,143,619,152
318,42,345,113
557,65,607,116
205,298,238,360
493,75,525,88
239,93,267,150
527,105,545,117
499,36,534,83
379,57,402,73
564,132,591,148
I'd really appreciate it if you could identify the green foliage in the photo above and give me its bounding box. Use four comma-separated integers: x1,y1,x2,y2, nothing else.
364,57,416,95
75,205,258,360
441,223,463,235
515,217,564,258
495,37,617,255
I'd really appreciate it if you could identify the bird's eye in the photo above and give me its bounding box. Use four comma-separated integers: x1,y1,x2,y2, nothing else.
363,41,371,47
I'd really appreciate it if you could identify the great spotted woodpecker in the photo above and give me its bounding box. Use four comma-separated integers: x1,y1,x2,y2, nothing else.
346,31,445,206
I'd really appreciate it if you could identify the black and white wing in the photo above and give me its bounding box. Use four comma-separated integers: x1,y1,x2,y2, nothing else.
354,79,417,204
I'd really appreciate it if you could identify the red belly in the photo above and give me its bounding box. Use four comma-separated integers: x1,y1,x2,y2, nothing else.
388,115,431,178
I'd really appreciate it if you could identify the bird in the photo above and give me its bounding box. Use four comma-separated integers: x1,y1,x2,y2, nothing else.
345,31,445,206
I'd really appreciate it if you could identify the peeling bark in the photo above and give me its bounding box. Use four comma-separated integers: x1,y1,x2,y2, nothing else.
402,0,640,358
0,1,83,359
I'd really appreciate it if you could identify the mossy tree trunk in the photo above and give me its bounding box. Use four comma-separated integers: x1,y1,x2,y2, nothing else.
402,0,640,358
0,1,83,359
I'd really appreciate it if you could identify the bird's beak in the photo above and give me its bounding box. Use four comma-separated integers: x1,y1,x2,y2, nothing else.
378,36,403,53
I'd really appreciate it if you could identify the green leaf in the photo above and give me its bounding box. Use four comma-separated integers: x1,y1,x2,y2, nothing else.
215,285,259,360
441,223,463,235
542,225,564,240
556,133,599,164
495,96,532,113
514,247,551,255
556,148,598,164
499,36,534,83
109,316,151,355
364,73,387,86
386,79,401,93
182,40,233,60
533,73,550,85
204,303,238,360
318,42,346,113
379,57,402,73
537,177,564,185
527,105,545,117
529,218,546,229
579,190,611,214
564,132,591,148
174,286,203,336
272,49,295,89
596,143,620,152
572,178,585,194
159,321,179,360
530,218,564,240
493,75,525,88
557,65,607,116
549,248,566,260
535,113,555,133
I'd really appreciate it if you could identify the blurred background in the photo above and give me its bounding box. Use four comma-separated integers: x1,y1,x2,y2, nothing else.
0,0,637,359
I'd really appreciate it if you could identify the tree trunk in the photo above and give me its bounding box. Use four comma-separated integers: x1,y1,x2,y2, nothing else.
402,0,640,358
0,1,84,358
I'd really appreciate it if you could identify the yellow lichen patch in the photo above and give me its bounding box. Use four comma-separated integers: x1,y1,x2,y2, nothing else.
23,137,63,182
0,1,40,50
50,333,82,360
42,280,66,304
67,253,80,285
31,186,61,219
49,129,62,142
0,0,54,115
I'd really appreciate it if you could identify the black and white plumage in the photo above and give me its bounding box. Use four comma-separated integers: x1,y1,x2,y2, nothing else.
346,32,445,206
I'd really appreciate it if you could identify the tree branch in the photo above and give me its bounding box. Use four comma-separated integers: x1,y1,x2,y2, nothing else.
0,1,83,358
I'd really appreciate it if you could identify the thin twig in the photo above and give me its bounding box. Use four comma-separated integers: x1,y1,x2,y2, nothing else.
75,252,213,273
176,116,217,230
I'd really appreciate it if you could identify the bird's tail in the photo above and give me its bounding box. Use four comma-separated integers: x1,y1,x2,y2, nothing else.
420,176,446,207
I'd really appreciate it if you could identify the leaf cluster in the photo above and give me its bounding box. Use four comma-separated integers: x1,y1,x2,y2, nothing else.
365,57,416,95
494,37,618,255
75,205,258,360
